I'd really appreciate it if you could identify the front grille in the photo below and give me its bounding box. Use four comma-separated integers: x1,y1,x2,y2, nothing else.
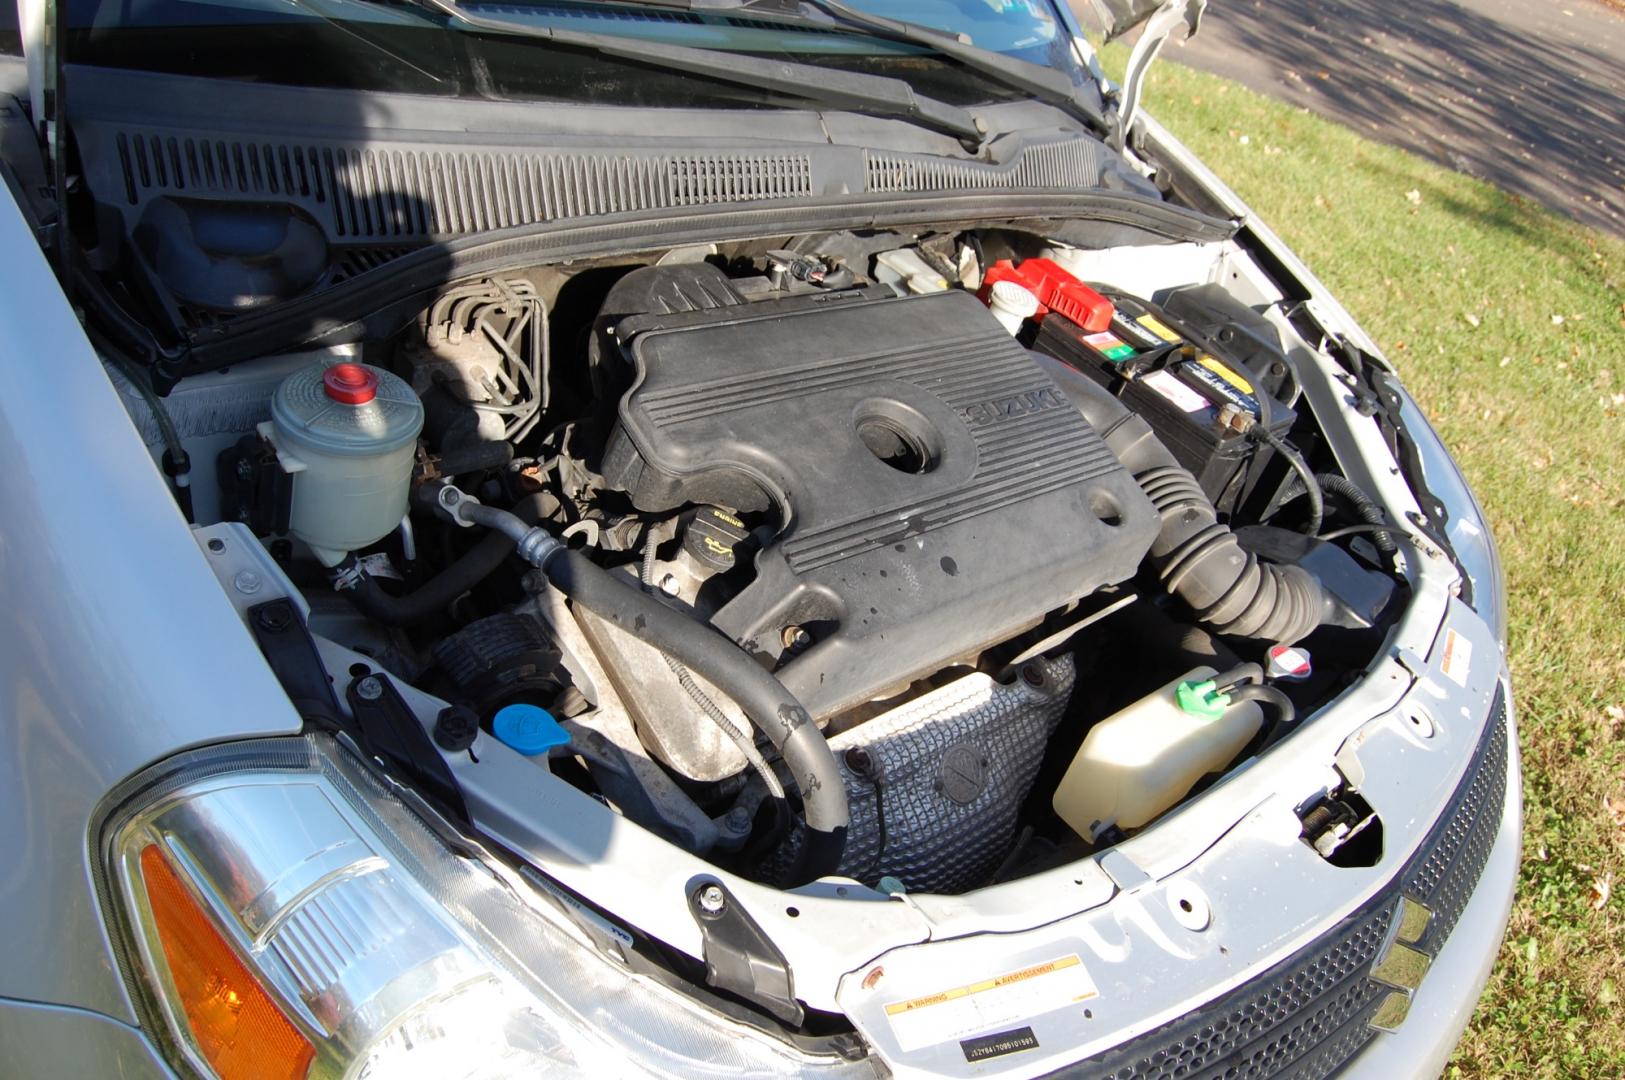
1048,685,1510,1080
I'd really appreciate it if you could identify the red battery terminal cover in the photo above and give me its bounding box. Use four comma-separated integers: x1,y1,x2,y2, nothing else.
979,258,1114,332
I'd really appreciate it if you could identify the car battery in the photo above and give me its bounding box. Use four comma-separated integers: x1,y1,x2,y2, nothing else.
1034,291,1296,515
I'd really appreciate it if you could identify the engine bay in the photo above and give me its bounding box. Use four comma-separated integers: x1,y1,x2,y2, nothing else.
115,226,1407,898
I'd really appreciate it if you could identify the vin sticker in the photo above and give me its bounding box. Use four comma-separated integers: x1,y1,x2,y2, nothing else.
882,954,1098,1053
1140,369,1209,414
961,1027,1040,1063
1440,627,1472,688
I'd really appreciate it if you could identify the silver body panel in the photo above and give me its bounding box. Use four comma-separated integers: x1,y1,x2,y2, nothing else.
0,189,302,1021
0,997,175,1078
0,48,1518,1077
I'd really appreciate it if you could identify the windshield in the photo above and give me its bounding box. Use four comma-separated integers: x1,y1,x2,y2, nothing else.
60,0,1086,109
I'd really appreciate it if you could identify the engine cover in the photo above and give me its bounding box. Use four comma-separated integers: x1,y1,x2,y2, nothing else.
602,288,1158,719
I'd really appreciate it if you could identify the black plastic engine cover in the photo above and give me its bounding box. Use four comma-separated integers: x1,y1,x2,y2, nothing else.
602,289,1159,719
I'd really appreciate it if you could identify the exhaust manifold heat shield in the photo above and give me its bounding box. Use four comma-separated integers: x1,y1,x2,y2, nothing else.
773,654,1075,893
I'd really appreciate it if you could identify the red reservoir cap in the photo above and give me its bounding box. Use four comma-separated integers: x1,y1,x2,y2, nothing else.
979,258,1114,332
322,362,379,404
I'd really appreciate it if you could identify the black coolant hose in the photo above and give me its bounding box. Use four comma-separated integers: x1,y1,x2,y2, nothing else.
1316,473,1399,556
338,493,553,626
1037,357,1328,644
441,489,849,884
1227,683,1296,728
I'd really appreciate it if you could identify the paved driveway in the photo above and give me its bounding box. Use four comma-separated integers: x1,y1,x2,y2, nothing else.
1092,0,1625,235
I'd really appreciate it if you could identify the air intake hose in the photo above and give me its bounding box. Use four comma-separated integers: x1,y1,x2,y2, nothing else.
1038,357,1327,644
435,487,849,885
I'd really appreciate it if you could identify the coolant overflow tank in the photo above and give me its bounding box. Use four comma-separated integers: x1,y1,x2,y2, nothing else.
261,361,423,565
1052,666,1263,839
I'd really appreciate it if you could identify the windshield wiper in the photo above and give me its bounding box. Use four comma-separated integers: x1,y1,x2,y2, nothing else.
401,0,987,145
796,0,1108,136
604,0,1108,137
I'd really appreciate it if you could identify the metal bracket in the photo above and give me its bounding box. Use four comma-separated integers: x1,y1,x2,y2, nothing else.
246,598,344,731
689,881,804,1026
346,671,470,826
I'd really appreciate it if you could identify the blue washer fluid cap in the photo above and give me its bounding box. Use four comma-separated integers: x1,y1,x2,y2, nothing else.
492,704,569,757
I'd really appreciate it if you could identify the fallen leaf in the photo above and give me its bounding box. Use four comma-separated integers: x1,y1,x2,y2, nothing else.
1464,313,1481,328
1605,792,1625,829
1592,873,1612,910
1552,314,1566,325
1405,189,1422,206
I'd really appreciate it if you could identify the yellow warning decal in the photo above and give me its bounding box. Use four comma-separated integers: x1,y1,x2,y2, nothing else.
1198,354,1254,393
1135,313,1181,343
884,955,1090,1017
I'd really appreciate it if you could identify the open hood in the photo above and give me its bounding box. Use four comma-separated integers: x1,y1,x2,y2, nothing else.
1087,0,1208,147
1088,0,1206,42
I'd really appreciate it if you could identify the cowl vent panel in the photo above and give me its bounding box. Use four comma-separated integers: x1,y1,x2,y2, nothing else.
97,129,816,240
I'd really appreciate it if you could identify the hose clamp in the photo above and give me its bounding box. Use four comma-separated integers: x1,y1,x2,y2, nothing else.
515,528,564,571
330,559,366,592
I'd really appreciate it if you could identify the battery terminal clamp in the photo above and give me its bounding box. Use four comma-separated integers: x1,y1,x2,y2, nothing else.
979,258,1115,331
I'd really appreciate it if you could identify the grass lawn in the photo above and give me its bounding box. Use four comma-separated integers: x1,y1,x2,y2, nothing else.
1116,53,1625,1077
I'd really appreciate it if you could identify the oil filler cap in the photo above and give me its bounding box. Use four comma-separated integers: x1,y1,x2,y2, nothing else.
323,362,380,405
492,704,569,757
684,506,751,572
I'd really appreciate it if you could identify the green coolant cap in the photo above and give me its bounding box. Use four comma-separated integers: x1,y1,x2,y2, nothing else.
1176,678,1231,722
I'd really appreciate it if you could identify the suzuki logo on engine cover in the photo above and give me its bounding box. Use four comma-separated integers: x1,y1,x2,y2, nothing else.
959,386,1067,427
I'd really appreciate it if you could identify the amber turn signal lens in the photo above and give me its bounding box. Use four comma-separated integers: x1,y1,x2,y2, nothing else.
140,845,315,1080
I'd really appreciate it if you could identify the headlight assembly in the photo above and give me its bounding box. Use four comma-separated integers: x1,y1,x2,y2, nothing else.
97,736,871,1080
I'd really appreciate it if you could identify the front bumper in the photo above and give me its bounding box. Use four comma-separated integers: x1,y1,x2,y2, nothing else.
1343,703,1520,1080
1042,685,1517,1079
838,593,1516,1080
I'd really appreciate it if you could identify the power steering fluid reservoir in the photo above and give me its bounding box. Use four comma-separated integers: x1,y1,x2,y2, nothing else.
261,361,423,565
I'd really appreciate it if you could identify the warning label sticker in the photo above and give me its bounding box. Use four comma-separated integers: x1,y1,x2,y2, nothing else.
1136,312,1182,343
1184,357,1261,417
1440,627,1472,688
1140,369,1210,414
883,954,1098,1053
1198,354,1254,393
1114,315,1166,349
1083,331,1136,361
